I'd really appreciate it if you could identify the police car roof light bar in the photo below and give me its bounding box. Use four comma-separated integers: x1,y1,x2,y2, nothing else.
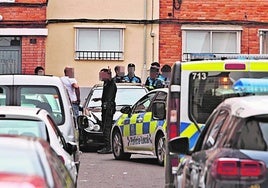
183,53,268,61
233,78,268,94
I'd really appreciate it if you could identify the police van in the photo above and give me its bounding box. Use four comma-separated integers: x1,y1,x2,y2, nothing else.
165,54,268,187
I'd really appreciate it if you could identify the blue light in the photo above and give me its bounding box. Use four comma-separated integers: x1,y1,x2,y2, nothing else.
233,78,268,93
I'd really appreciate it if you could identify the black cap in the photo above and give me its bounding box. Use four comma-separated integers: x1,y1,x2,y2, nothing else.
151,62,160,68
128,63,135,68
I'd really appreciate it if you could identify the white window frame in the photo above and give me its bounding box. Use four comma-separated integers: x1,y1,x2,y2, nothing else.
74,25,125,60
259,29,268,54
182,25,242,61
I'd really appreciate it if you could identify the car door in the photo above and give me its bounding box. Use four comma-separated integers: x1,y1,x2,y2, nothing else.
186,108,230,188
122,91,157,152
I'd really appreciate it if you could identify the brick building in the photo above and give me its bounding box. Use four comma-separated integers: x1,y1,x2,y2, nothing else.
0,0,48,74
159,0,268,66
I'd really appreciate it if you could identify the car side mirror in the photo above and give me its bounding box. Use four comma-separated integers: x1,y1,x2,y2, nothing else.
77,115,88,129
120,106,132,114
168,136,189,154
152,101,166,120
65,141,78,155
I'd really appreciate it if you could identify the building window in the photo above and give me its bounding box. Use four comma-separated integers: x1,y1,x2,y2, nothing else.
182,25,241,61
260,30,268,54
75,28,124,60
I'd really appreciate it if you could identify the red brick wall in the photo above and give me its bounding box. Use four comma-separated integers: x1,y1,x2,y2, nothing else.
0,0,47,74
159,0,268,65
21,36,46,75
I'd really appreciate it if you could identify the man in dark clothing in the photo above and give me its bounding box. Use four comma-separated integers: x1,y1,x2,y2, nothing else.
96,68,117,154
113,65,125,83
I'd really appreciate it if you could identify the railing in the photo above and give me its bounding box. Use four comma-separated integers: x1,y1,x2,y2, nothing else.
75,51,123,60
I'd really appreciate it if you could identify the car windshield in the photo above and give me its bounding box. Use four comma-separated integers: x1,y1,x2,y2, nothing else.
0,146,45,177
88,87,147,108
189,71,268,123
0,120,47,140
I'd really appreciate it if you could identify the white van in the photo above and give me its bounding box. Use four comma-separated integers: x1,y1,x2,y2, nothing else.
0,74,80,169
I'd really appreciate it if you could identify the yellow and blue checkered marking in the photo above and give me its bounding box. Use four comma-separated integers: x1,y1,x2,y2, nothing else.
180,122,204,149
117,112,202,149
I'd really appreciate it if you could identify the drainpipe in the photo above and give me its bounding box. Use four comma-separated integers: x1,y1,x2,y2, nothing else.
141,0,148,82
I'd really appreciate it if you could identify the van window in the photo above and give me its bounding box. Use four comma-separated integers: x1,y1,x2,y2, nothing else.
189,71,268,124
19,87,64,125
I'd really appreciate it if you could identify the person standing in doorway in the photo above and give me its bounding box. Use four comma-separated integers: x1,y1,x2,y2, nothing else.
61,66,80,117
34,66,45,75
94,68,117,154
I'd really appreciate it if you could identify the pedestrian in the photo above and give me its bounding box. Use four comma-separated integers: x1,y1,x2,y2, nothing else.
60,66,80,117
34,66,45,75
113,65,125,83
144,65,164,91
94,68,117,154
160,64,172,87
123,63,141,83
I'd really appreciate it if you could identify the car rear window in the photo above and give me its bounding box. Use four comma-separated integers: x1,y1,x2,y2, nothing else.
0,120,47,140
19,87,64,125
234,117,268,151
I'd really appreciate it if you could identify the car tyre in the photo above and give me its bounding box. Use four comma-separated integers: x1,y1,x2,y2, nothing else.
112,130,131,160
156,133,165,166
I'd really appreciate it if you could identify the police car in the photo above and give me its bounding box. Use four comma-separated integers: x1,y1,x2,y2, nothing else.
111,88,168,166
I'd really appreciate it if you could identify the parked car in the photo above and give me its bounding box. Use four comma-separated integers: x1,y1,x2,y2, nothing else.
110,88,168,165
0,134,75,188
78,83,148,149
170,95,268,188
0,74,80,169
0,173,47,188
0,106,78,182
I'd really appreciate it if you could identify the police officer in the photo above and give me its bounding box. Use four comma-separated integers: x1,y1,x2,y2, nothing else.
124,63,141,83
160,64,172,87
145,65,164,91
95,68,117,154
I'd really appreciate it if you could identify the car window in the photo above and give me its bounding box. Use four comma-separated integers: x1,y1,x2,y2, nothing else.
155,91,167,102
0,120,47,140
87,87,147,108
88,89,102,108
202,109,229,150
233,117,268,151
132,92,156,113
0,86,7,106
19,86,64,125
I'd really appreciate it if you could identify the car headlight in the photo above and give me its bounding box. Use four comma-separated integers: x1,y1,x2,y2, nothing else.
84,119,95,132
93,124,100,131
84,119,101,132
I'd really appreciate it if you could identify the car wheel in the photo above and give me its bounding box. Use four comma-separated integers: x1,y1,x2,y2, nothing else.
112,130,131,160
156,133,165,166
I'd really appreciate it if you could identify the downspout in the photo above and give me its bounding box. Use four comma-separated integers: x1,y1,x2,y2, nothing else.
141,0,148,82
